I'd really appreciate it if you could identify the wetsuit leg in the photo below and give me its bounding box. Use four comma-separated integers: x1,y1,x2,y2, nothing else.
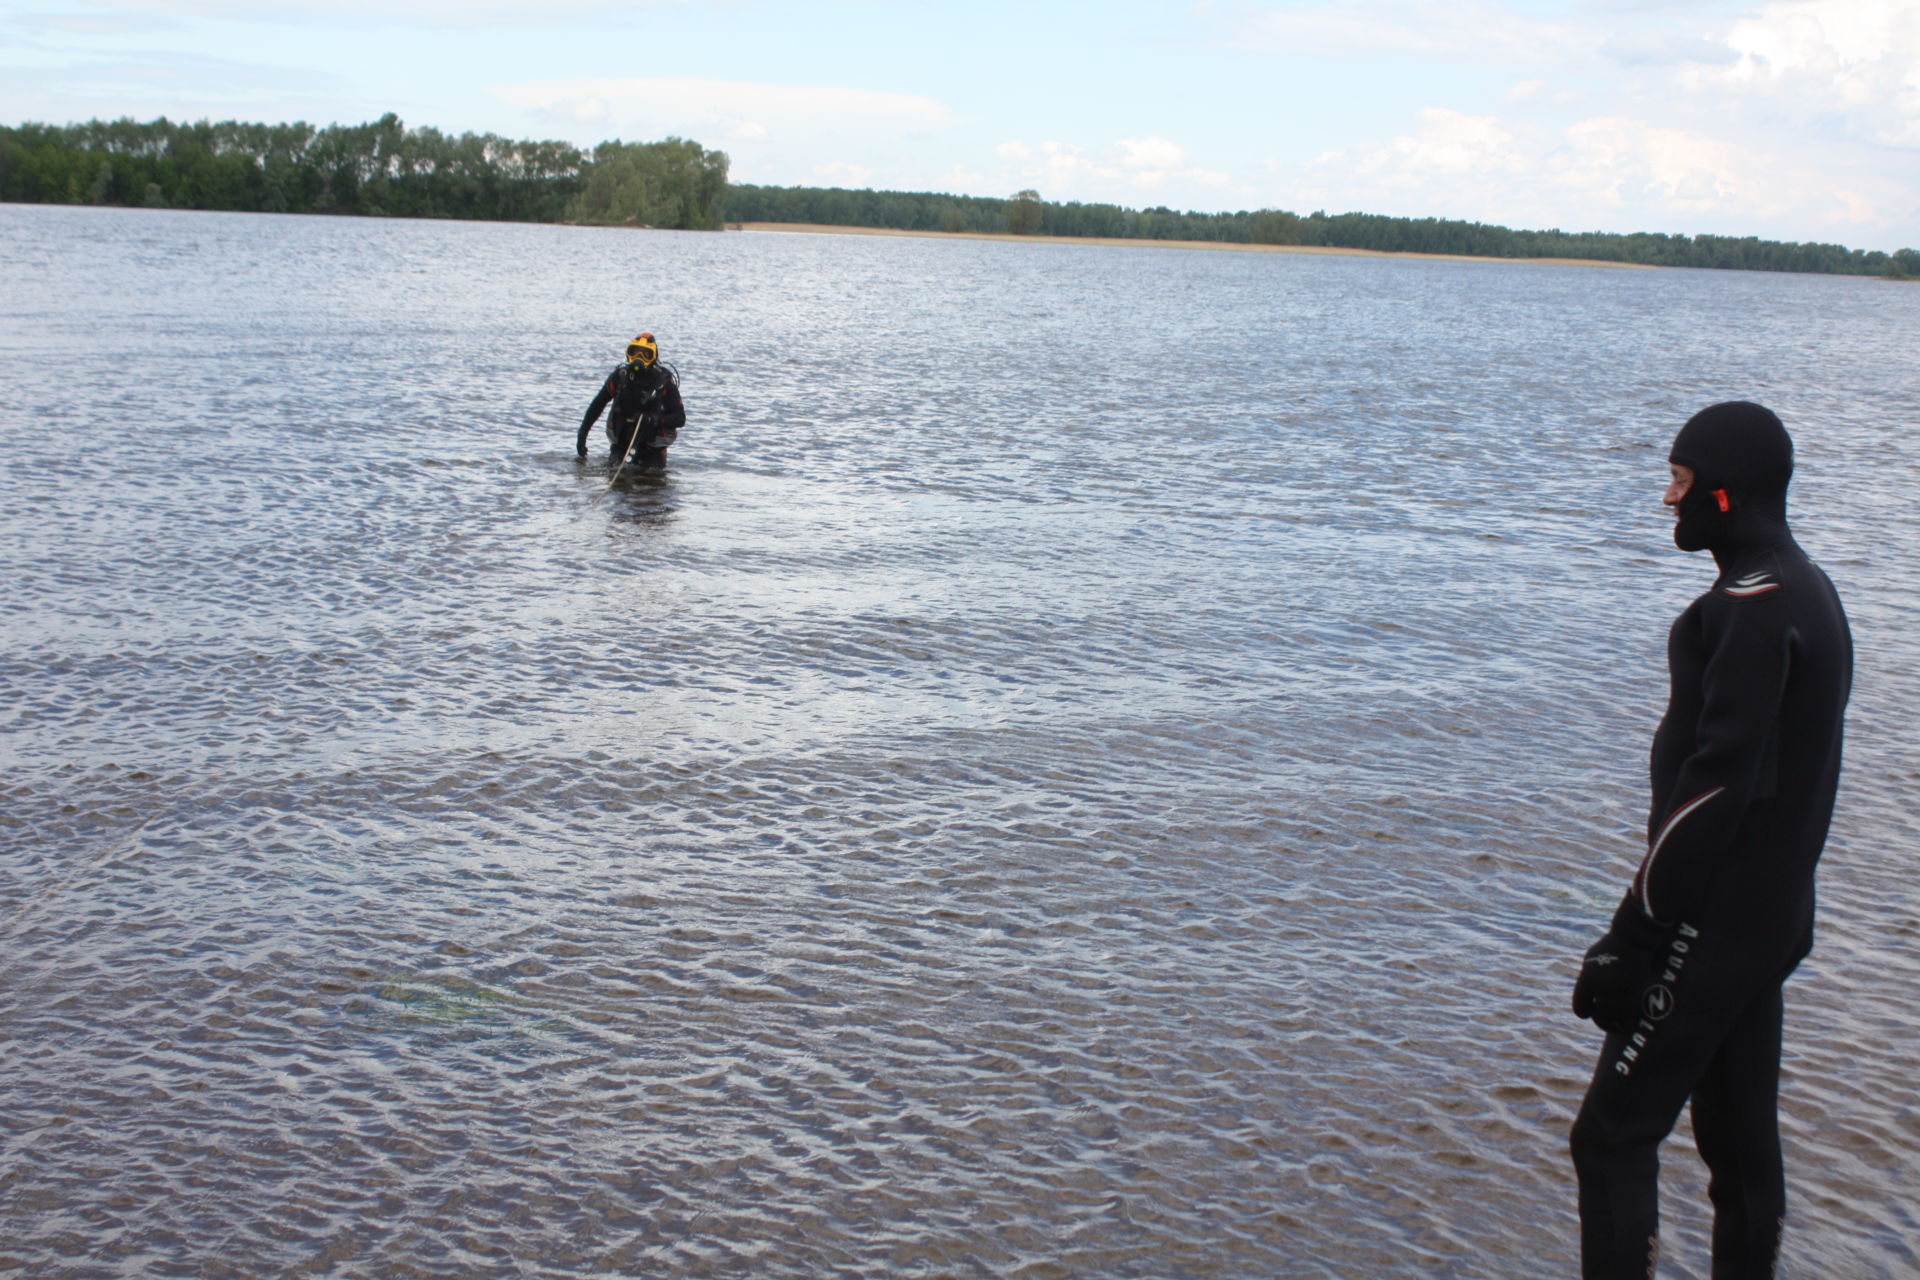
1571,1030,1689,1279
1570,979,1786,1280
1692,986,1785,1279
606,418,637,462
607,419,667,469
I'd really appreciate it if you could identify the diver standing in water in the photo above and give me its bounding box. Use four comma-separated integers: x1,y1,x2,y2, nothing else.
1569,401,1852,1278
577,332,685,471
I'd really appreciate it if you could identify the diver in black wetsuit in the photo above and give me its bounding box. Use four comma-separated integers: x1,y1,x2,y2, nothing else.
1569,401,1852,1279
577,332,686,470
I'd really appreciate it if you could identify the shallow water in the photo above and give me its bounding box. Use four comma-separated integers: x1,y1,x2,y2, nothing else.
3,203,1919,1278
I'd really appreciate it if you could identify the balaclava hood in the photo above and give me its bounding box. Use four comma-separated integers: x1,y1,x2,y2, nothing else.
1668,401,1793,554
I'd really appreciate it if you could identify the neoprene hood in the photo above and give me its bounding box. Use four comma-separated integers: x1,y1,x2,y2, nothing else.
1668,401,1793,553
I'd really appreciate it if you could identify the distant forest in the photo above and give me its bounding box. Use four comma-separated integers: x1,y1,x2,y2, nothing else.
729,184,1919,278
0,115,728,229
4,114,1915,278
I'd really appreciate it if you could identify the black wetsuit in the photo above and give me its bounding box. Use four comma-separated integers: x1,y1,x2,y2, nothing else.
578,361,685,469
1570,402,1851,1279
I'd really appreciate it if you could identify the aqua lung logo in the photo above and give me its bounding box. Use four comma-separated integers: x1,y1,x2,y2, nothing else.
1613,923,1699,1077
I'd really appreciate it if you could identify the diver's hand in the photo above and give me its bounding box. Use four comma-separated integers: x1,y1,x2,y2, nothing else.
1572,911,1669,1037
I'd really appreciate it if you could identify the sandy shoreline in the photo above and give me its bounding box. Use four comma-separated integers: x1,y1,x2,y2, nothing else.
732,221,1654,270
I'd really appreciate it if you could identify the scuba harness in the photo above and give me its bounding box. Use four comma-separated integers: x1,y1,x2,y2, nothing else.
614,358,679,412
609,358,681,448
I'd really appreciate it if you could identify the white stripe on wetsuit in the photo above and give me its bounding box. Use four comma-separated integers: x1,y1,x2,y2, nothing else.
1639,786,1726,921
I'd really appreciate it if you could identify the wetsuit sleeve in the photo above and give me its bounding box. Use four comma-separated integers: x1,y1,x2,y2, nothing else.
656,378,685,430
578,374,616,454
1631,589,1793,926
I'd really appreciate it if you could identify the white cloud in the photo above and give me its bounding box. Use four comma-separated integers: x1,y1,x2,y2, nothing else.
990,136,1230,200
1225,0,1918,144
1284,105,1908,240
1114,136,1189,170
813,160,872,185
1224,0,1917,243
1600,29,1740,68
92,0,687,25
1333,107,1528,185
12,10,183,34
1039,140,1105,190
1232,0,1583,66
1549,117,1764,212
1542,116,1897,235
0,49,341,106
939,163,990,190
495,77,955,147
532,95,612,124
1691,0,1920,146
12,0,1910,245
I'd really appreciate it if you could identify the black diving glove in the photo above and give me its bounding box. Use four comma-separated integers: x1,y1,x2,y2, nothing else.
1572,906,1670,1037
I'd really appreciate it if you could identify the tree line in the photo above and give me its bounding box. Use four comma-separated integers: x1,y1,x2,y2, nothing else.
0,115,729,228
727,183,1919,278
5,114,1914,276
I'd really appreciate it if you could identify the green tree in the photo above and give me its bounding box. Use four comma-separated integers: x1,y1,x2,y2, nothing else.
1007,188,1043,235
566,137,729,229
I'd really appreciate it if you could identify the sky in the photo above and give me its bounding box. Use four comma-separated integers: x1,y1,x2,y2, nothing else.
2,0,1916,250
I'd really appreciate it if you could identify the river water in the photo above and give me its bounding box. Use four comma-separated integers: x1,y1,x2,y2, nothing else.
2,203,1917,1278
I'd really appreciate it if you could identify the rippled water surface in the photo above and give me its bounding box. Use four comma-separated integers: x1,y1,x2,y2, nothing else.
4,204,1919,1278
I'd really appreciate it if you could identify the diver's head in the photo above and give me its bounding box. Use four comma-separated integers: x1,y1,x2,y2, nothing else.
626,333,659,367
1666,401,1793,552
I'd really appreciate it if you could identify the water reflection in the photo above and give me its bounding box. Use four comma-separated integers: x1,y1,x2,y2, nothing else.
2,205,1918,1280
595,468,679,529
